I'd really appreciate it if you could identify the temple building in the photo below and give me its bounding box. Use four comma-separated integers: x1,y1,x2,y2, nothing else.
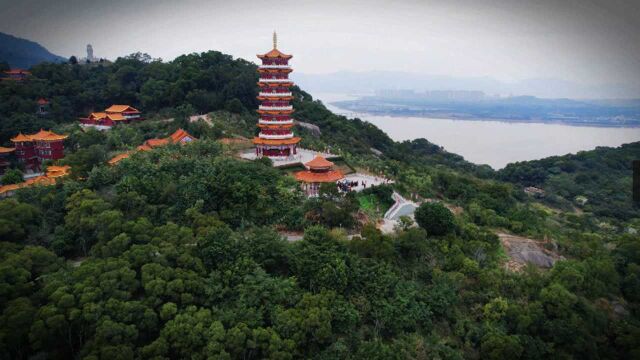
80,105,142,130
37,98,50,116
253,32,300,159
108,129,196,165
0,147,15,174
0,165,71,198
10,129,68,171
294,155,345,196
2,69,31,81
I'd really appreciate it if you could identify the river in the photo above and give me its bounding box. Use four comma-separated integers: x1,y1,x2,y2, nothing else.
314,93,640,169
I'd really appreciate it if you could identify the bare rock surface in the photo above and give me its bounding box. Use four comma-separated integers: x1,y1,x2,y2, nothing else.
497,232,563,271
296,121,321,137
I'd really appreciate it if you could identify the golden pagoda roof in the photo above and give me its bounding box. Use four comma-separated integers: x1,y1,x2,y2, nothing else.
257,109,294,115
258,81,294,87
305,155,335,169
294,169,344,183
257,123,294,129
0,146,15,154
257,96,294,101
252,137,301,145
258,68,293,73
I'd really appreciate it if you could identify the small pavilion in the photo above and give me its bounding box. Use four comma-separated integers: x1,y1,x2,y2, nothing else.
294,155,344,196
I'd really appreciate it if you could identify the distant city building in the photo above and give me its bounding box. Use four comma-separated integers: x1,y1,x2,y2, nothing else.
253,32,300,159
375,89,485,101
80,105,143,130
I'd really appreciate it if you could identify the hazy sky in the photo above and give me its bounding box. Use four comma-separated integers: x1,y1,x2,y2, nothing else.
1,0,639,89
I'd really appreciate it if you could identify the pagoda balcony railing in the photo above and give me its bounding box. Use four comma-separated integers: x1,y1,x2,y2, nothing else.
259,105,293,111
259,78,292,83
259,133,294,140
259,92,292,97
259,64,291,69
259,119,294,125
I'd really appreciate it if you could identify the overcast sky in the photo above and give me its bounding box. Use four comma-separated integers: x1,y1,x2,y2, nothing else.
1,0,639,90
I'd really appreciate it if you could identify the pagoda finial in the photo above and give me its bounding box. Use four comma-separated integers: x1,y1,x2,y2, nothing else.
273,31,277,49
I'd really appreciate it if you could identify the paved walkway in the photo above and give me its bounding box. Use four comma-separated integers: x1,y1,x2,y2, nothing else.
239,148,339,168
342,173,392,192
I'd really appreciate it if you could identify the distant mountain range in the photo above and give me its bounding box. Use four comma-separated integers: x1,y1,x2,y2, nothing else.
0,32,66,69
292,71,640,100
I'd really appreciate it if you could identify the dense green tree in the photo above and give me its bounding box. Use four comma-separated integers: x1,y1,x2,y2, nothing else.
414,202,456,236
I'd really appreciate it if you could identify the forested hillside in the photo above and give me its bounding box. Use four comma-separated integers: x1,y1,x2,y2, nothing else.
499,143,640,222
0,52,639,359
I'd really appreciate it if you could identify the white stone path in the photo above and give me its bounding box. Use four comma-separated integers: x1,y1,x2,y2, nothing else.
239,148,338,168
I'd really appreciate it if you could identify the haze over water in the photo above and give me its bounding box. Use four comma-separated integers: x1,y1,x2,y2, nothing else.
317,93,640,169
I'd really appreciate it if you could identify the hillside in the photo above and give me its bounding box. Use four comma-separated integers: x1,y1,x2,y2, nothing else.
0,32,65,68
498,142,640,222
0,51,639,359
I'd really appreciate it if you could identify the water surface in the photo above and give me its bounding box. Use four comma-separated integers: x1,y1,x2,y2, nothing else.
315,93,640,169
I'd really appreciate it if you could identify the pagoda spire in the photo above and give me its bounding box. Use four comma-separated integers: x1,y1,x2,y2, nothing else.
273,31,277,49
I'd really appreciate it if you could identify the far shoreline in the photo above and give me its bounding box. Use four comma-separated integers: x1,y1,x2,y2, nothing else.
328,102,640,129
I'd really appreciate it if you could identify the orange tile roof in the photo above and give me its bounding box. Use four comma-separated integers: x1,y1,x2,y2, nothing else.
252,137,301,145
89,112,107,119
305,155,334,169
145,138,170,148
46,165,71,178
10,133,32,142
107,113,126,121
169,128,195,143
24,175,55,186
294,169,344,183
0,183,21,195
0,146,15,154
105,105,140,113
136,144,153,151
29,129,68,142
37,98,49,105
0,167,70,196
257,48,292,59
108,152,131,165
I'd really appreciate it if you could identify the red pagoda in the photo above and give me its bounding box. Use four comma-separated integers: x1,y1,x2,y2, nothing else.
253,32,300,159
10,129,68,171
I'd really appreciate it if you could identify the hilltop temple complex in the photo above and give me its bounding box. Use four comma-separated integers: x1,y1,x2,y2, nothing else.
253,32,300,159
